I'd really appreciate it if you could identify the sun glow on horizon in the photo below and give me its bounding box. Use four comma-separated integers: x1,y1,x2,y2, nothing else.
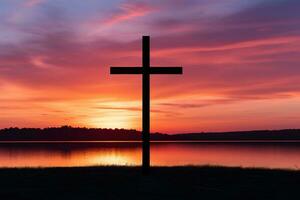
84,101,141,130
88,114,138,130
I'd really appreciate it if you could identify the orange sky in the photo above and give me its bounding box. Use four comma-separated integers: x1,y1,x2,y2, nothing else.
0,0,300,133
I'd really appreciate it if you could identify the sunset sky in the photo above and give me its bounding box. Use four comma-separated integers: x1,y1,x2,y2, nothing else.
0,0,300,133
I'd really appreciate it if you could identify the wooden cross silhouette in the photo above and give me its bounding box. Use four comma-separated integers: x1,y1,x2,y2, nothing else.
110,36,183,173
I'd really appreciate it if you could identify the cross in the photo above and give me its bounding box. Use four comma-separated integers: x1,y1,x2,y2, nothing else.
110,36,183,173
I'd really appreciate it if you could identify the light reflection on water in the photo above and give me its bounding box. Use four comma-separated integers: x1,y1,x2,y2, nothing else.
0,142,300,169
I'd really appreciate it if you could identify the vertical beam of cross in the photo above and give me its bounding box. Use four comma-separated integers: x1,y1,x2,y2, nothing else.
110,36,183,173
142,36,150,171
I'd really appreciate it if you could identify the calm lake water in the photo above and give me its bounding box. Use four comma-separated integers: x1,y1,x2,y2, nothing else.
0,141,299,170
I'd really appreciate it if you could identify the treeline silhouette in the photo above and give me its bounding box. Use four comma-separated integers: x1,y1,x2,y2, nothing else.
0,126,141,141
0,126,300,141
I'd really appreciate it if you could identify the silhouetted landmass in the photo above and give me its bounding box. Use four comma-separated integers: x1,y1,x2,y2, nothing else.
0,126,300,141
153,129,300,141
0,126,140,141
0,166,299,200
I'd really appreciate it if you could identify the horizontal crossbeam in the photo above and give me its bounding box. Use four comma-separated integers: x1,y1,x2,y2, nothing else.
110,67,183,75
150,67,182,74
110,67,142,74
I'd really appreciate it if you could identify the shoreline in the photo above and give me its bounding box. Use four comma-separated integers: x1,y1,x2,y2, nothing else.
1,140,300,143
0,165,299,171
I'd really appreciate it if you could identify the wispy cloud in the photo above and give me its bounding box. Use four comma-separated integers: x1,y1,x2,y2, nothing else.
93,106,178,115
24,0,44,8
103,2,155,26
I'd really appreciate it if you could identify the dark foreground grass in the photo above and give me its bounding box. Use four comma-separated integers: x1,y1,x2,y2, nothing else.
0,166,299,200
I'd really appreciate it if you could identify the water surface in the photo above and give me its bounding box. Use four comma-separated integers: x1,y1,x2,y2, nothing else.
0,141,299,170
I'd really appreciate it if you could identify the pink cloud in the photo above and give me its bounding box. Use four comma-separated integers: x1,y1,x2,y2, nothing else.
24,0,44,8
103,2,155,26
